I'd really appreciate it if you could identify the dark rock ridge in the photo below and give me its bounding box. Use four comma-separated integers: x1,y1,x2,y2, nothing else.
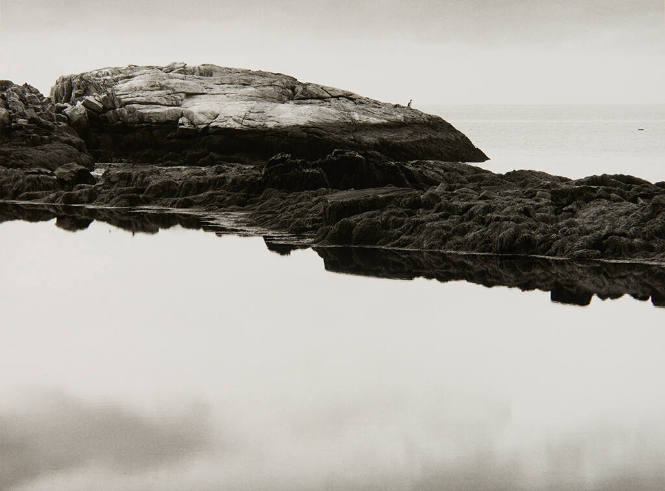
0,81,92,170
3,153,665,263
2,202,663,307
312,162,665,260
50,63,487,164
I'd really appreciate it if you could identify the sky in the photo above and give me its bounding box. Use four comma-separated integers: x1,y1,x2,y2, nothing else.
0,0,664,105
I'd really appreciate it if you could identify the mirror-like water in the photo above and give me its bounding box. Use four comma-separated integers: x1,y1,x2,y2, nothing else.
427,104,665,183
1,213,665,490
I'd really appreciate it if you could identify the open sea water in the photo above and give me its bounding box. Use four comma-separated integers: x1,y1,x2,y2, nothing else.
427,104,665,183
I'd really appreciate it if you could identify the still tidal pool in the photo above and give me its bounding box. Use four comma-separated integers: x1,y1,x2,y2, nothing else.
1,216,665,490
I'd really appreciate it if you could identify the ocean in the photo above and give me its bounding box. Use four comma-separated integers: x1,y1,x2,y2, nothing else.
426,104,665,183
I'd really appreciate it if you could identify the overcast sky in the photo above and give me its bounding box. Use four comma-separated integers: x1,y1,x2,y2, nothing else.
0,0,664,104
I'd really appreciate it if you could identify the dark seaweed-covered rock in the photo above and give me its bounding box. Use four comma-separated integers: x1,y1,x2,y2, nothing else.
306,161,665,262
54,163,96,188
262,150,438,192
4,150,665,263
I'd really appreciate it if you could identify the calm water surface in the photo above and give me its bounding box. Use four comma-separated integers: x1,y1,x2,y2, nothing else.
428,104,665,182
2,219,665,490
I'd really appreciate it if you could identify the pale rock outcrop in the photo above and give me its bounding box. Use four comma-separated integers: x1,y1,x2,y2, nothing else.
51,63,488,164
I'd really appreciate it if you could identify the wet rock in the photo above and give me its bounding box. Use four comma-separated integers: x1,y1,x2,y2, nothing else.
4,149,665,263
262,150,438,192
303,162,665,261
263,153,329,191
54,163,96,188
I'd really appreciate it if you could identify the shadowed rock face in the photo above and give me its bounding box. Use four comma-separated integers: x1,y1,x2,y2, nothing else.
2,202,663,307
0,80,92,170
49,63,488,164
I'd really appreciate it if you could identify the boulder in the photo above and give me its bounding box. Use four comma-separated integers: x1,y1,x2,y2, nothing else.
54,162,96,188
50,63,488,164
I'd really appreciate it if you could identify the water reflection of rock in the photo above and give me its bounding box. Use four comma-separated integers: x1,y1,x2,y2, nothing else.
0,202,248,236
2,202,664,307
315,247,665,308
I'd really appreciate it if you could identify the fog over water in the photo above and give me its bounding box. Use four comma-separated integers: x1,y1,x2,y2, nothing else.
2,219,665,490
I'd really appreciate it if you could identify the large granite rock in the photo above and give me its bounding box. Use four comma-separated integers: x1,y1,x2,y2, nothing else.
0,80,92,170
50,63,488,164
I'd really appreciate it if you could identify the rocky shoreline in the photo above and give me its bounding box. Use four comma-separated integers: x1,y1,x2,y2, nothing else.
2,63,665,267
2,201,664,307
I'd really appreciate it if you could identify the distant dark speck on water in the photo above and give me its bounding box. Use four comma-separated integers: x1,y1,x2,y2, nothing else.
638,128,645,131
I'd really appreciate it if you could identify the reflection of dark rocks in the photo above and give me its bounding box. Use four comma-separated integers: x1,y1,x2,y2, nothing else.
2,202,664,307
55,215,93,232
0,202,242,236
263,236,310,256
315,247,665,307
